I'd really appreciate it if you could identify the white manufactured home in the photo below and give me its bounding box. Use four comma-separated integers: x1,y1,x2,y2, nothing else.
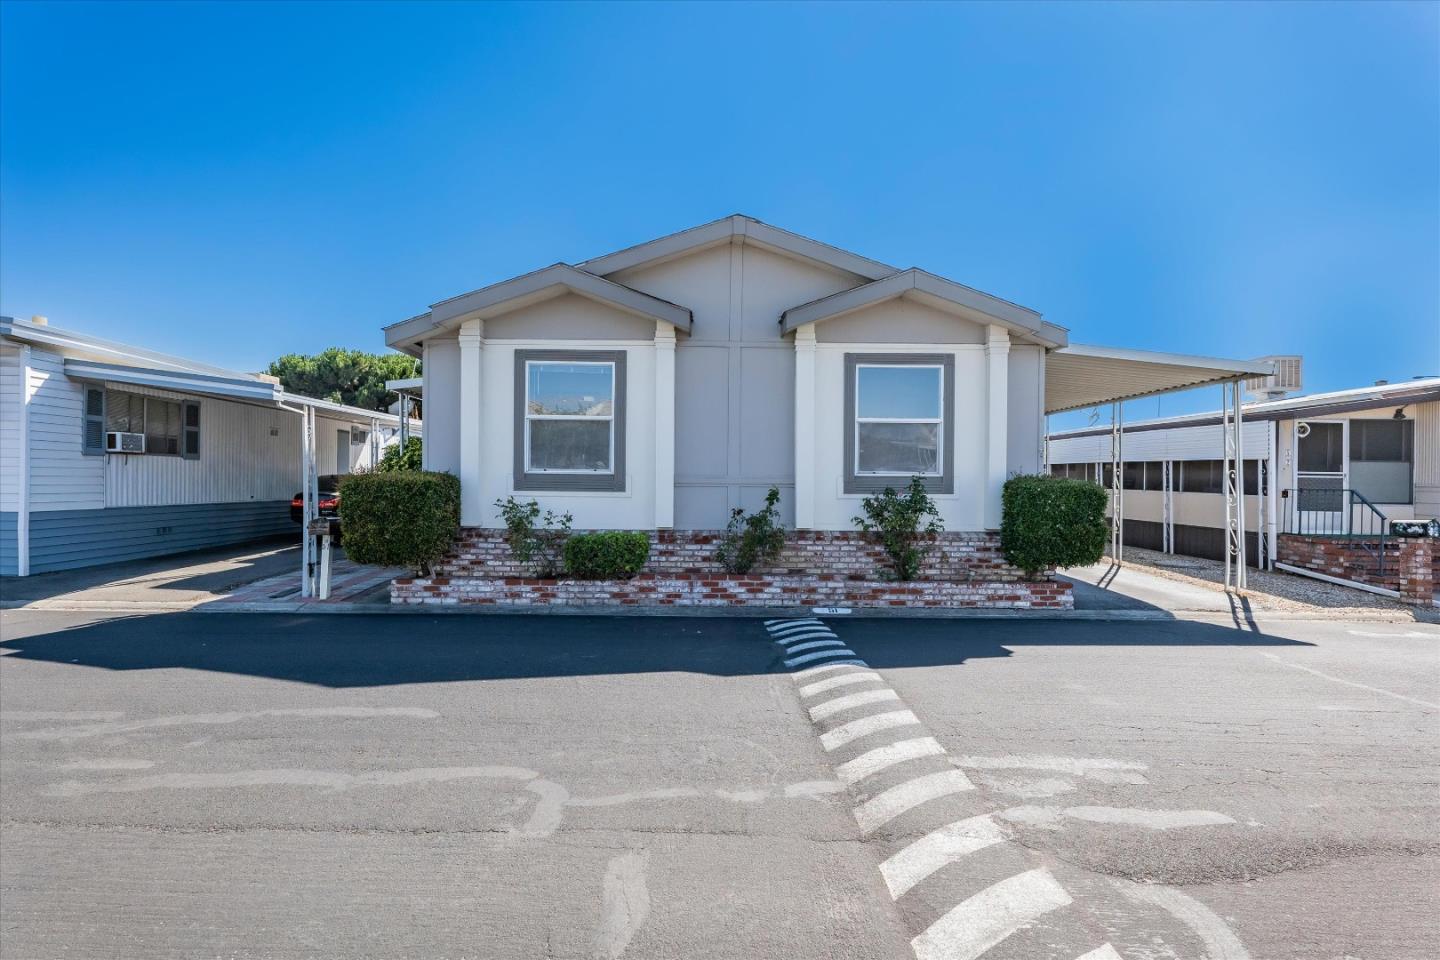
384,215,1272,542
0,316,418,576
1046,376,1440,567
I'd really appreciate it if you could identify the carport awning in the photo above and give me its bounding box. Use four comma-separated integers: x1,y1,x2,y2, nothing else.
1045,344,1273,414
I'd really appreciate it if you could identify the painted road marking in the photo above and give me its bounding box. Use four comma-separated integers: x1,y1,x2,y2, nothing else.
808,688,901,722
1258,652,1439,710
767,621,822,634
910,868,1073,960
781,639,847,654
784,648,859,668
794,660,868,679
766,617,820,627
1073,945,1124,960
836,737,946,785
819,709,920,751
799,671,884,698
785,647,859,668
879,815,1008,898
853,769,977,834
773,630,839,645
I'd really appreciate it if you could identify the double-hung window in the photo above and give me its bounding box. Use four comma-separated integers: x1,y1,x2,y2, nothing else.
514,350,627,492
84,387,197,458
844,353,954,494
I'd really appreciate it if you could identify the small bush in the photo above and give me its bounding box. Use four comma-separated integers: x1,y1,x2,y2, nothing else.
376,436,422,472
852,477,943,581
495,496,573,578
339,471,460,576
563,531,651,580
716,487,786,574
1001,473,1108,578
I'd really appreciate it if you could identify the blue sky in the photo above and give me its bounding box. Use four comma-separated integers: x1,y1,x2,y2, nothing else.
2,1,1436,426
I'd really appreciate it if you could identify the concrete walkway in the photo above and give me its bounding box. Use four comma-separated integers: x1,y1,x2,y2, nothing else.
0,540,300,611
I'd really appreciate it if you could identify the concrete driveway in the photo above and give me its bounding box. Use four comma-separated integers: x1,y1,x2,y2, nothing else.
0,539,300,610
2,609,1435,959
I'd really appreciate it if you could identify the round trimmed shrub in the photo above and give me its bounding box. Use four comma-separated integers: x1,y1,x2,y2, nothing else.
338,471,460,576
562,531,651,580
1000,473,1108,579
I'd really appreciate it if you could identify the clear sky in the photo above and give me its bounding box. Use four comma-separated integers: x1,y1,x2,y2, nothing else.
2,1,1436,427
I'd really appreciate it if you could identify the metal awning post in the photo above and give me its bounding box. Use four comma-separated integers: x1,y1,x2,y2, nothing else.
1234,380,1248,589
300,404,318,598
1111,401,1123,563
398,394,409,448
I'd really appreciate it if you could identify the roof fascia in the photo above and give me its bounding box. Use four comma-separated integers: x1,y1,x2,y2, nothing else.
384,263,693,352
779,268,1059,345
1053,343,1275,377
64,358,281,403
576,215,897,281
2,316,259,380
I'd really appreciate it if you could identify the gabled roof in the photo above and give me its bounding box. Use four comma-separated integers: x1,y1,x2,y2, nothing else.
384,263,693,354
575,214,898,281
779,268,1068,348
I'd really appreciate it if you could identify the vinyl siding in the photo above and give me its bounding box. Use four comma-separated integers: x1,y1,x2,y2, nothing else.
0,345,21,512
27,501,293,573
0,511,16,576
1414,400,1440,518
27,348,105,511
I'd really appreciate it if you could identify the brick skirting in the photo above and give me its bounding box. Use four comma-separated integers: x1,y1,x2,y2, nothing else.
391,573,1072,609
394,529,1072,610
1277,534,1435,605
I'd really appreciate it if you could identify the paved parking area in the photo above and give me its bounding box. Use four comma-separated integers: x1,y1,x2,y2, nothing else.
1,609,1436,959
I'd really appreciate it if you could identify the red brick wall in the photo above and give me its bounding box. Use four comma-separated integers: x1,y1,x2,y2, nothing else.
392,574,1073,610
1277,534,1435,605
395,528,1072,611
440,529,1032,582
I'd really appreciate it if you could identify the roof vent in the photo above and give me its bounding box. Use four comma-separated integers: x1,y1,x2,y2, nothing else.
30,315,48,326
1244,355,1302,401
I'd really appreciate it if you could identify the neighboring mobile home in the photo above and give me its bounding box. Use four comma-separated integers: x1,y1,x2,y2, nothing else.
383,215,1271,538
0,316,418,576
1046,376,1440,568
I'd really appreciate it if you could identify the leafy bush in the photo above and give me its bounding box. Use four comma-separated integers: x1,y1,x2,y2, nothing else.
339,471,460,576
852,477,944,581
563,531,651,580
715,487,787,574
376,436,422,472
1001,473,1108,578
495,496,573,578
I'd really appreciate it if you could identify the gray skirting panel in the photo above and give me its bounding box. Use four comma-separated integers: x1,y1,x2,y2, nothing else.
23,501,294,574
0,512,16,577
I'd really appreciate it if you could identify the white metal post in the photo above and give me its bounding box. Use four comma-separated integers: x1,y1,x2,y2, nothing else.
1222,384,1234,590
299,404,311,597
1266,420,1279,569
1233,380,1248,590
1110,401,1123,563
1162,459,1173,554
15,346,31,577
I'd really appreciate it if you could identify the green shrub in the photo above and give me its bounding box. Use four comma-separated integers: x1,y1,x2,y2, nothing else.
715,487,786,574
563,531,651,580
376,436,422,472
495,496,572,578
1001,473,1108,578
852,477,943,581
339,471,460,576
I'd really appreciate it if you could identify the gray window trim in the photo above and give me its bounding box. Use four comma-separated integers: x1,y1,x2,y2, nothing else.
513,349,627,492
843,353,955,495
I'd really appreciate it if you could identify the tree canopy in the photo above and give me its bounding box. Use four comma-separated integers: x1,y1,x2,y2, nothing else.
266,348,420,413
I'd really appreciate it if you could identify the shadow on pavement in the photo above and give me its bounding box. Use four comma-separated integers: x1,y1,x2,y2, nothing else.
0,612,1313,689
0,537,298,603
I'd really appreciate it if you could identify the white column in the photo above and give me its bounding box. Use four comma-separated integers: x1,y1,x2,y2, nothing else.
654,321,676,529
16,346,31,576
458,318,484,527
793,325,817,530
984,325,1010,530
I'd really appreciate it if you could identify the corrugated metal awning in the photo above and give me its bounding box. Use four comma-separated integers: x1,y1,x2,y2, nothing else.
1046,344,1273,414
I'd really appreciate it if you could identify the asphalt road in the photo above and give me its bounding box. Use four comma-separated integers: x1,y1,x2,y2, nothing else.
1,609,1436,960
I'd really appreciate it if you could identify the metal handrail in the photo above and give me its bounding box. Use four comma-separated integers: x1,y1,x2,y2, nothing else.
1279,487,1389,575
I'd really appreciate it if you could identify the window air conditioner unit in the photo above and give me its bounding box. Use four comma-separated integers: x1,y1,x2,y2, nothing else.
1244,356,1303,401
106,431,146,454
